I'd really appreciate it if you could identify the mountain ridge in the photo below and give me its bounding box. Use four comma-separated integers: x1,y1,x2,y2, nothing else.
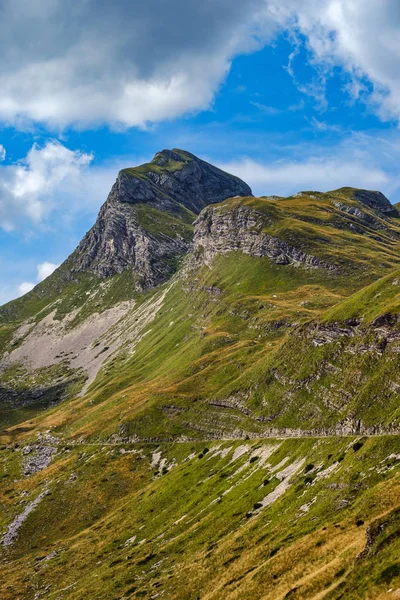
0,149,400,600
1,153,400,438
68,148,252,288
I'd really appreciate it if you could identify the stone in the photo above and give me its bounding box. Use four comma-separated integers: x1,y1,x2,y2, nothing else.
68,149,251,290
190,205,332,270
352,189,396,214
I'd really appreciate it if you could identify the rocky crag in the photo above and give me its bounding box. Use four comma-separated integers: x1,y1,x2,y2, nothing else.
192,204,332,270
68,148,252,289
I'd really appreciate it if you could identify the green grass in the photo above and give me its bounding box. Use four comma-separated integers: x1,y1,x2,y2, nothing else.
135,203,195,241
4,185,400,440
325,268,400,323
0,361,87,429
0,436,399,599
13,247,397,443
0,187,400,598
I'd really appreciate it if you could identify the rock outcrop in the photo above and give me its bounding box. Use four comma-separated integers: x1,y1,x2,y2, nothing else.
352,189,395,214
70,189,189,288
191,204,331,270
69,149,251,290
143,149,252,213
331,187,397,216
331,201,383,227
22,432,58,476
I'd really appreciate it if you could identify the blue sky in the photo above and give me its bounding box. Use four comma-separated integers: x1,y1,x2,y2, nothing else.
1,0,400,304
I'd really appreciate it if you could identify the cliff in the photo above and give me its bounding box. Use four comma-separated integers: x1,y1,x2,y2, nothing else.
69,148,252,289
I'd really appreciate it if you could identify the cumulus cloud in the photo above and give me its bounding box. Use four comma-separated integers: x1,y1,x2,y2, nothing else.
0,140,93,230
37,261,59,281
0,145,5,161
0,1,398,127
17,282,35,296
265,0,400,121
0,0,277,129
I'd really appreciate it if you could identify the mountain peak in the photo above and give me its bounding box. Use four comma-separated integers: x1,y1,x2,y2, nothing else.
68,149,252,288
119,147,252,213
151,148,192,167
332,187,396,214
352,188,395,214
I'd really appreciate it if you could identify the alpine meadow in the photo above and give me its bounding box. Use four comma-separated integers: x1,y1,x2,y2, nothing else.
0,2,400,600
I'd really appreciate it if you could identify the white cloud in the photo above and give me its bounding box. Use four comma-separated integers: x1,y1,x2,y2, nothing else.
251,102,282,116
17,282,35,296
0,144,5,161
0,1,398,128
263,0,400,122
0,0,276,129
0,140,93,231
219,150,391,198
37,261,59,281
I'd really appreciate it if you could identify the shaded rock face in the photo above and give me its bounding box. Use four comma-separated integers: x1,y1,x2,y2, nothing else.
70,187,186,288
138,149,252,213
352,189,395,215
70,149,252,289
191,205,331,270
330,187,396,215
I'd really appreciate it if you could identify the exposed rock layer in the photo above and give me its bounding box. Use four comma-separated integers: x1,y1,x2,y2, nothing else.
192,205,331,269
70,149,252,289
352,189,395,214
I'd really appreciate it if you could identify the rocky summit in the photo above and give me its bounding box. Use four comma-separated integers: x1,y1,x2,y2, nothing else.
0,150,399,600
70,149,252,287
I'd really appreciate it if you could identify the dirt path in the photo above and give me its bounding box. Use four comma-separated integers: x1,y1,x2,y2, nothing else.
25,431,400,446
1,430,399,447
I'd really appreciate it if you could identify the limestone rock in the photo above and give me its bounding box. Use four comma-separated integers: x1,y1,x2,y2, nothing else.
191,205,331,270
69,149,251,290
352,189,395,214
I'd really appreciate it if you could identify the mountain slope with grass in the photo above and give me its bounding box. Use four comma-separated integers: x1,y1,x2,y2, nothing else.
0,151,399,599
0,150,251,427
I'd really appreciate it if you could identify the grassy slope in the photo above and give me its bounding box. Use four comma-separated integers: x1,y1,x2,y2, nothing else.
0,169,196,429
325,268,400,323
0,267,144,429
0,435,399,599
0,190,400,599
4,190,400,440
216,190,400,281
7,261,399,443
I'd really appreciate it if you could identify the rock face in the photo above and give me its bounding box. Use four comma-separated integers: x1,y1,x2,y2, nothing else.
332,201,380,226
70,186,188,288
69,149,251,289
191,204,331,270
140,149,252,213
352,189,395,214
332,187,396,215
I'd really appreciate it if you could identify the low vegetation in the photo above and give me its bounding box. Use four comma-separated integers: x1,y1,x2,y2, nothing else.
0,153,399,598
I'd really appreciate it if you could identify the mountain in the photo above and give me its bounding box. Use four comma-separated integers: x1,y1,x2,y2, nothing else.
70,148,252,286
0,151,399,600
0,149,251,426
